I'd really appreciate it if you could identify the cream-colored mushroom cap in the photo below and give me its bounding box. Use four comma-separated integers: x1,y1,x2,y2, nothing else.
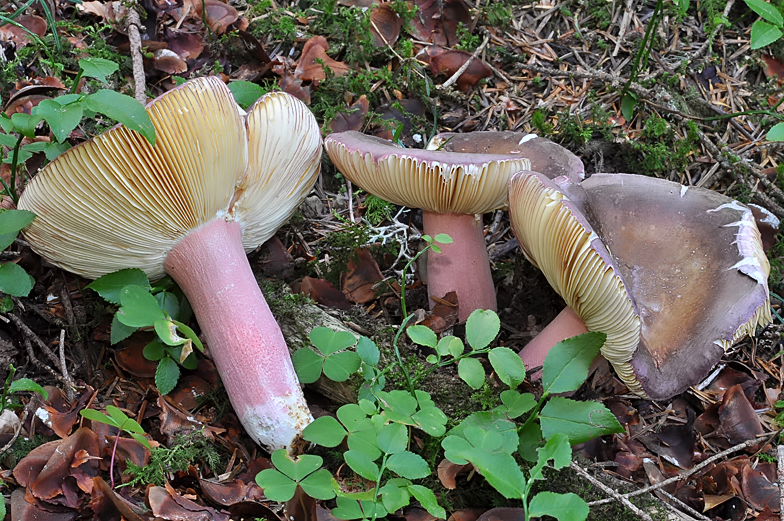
509,172,772,400
18,78,321,280
324,131,530,215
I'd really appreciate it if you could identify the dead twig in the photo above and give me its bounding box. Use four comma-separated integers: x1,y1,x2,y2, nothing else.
570,461,653,521
439,35,490,90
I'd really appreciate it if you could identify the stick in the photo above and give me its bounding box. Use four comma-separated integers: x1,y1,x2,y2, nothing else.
570,462,653,521
439,36,490,90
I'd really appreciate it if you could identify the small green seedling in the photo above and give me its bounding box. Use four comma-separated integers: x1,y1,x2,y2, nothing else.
0,209,36,302
255,449,336,501
87,268,201,395
292,327,361,383
0,364,48,413
80,405,151,487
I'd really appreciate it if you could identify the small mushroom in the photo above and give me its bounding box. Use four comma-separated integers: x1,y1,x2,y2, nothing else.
324,131,530,322
18,77,322,452
509,172,771,400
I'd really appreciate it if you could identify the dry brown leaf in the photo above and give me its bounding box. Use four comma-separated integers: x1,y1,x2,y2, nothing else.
342,249,383,304
295,36,351,82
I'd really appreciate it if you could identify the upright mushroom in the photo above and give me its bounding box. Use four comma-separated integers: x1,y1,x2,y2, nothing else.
509,172,771,400
324,131,530,322
18,77,321,452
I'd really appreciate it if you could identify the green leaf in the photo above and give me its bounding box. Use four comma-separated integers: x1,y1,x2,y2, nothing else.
441,435,473,465
35,99,84,143
79,57,120,84
379,479,411,514
303,415,348,447
745,0,784,25
467,450,526,499
539,397,624,444
767,122,784,141
450,411,518,455
489,347,526,389
291,347,324,384
338,403,371,431
750,19,784,48
129,432,151,450
323,351,361,381
457,357,485,389
310,327,357,355
433,233,452,244
344,449,379,480
499,390,536,419
80,408,117,427
0,263,34,297
406,325,437,348
621,92,637,122
378,390,418,419
10,113,42,139
228,80,269,109
256,469,297,502
543,332,605,394
517,420,543,462
117,285,166,327
172,321,203,352
436,336,463,357
387,451,429,479
155,291,180,319
412,406,448,437
110,315,137,344
0,232,16,251
155,356,180,395
41,140,71,161
528,492,589,521
408,485,446,519
8,378,48,398
377,422,407,454
85,90,156,146
347,429,381,461
272,449,323,481
356,336,379,366
154,319,187,346
465,309,500,349
430,244,441,254
530,433,572,481
143,340,165,361
332,497,374,520
464,426,503,452
0,209,35,235
300,469,337,500
86,269,150,305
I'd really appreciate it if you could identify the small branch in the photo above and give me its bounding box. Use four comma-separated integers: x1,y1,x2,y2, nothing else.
778,445,784,516
570,462,653,521
656,490,711,521
439,36,490,90
118,1,147,105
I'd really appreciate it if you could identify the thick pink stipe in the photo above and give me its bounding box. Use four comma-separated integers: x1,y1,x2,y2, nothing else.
423,211,496,323
519,306,589,376
165,218,312,453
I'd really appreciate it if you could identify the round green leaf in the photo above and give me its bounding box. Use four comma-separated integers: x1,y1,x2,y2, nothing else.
767,122,784,141
433,233,453,244
255,469,297,502
499,390,536,419
291,348,324,384
377,422,408,454
406,325,437,348
356,336,379,366
465,309,500,350
303,415,347,447
143,340,165,361
528,492,589,521
309,327,357,355
323,351,361,382
337,403,371,431
347,429,381,461
300,469,337,500
488,347,526,389
412,406,448,437
344,449,379,481
0,263,34,297
457,357,485,389
386,451,429,480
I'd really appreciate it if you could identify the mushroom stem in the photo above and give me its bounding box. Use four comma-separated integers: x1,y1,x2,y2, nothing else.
519,306,589,374
164,218,312,454
422,211,496,322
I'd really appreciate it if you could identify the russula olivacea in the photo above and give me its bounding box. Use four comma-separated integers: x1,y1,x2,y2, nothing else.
324,130,530,322
18,77,321,452
509,172,772,400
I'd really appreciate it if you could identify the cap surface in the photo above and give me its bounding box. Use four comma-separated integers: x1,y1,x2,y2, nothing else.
18,78,321,280
427,131,584,181
324,131,530,214
509,172,771,400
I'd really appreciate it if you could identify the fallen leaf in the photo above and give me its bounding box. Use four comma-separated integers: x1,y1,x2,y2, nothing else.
447,508,488,521
295,36,351,82
0,15,47,48
329,95,370,133
419,291,459,333
369,4,401,47
148,483,231,521
11,488,78,521
298,276,352,310
475,507,527,521
342,249,383,304
287,485,317,521
437,457,471,489
741,463,780,512
258,236,294,279
89,476,148,521
409,0,471,46
429,48,492,92
713,384,764,447
167,374,213,411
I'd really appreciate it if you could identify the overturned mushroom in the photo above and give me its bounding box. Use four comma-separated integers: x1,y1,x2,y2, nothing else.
18,77,321,452
509,172,771,400
324,130,530,322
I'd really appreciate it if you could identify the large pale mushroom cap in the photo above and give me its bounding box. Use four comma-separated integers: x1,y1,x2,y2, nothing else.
427,131,584,181
18,77,321,280
324,131,531,215
509,172,771,400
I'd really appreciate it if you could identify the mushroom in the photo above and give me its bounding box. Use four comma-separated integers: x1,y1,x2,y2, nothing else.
17,77,321,452
323,130,530,322
508,172,771,400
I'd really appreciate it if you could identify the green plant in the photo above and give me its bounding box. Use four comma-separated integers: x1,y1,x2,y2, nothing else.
745,0,784,49
256,449,336,501
0,210,36,301
86,268,202,395
0,364,48,413
80,405,151,487
124,433,223,487
619,0,664,121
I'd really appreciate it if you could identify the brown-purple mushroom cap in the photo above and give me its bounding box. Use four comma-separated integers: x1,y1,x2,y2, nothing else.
427,131,584,181
509,172,771,400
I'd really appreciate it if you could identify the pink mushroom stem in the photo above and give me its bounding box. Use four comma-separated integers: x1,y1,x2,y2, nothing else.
422,211,496,322
519,306,589,375
164,218,312,453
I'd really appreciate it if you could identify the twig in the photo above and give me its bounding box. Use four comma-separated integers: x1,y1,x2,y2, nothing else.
0,408,28,455
118,1,147,105
570,462,653,521
439,35,490,90
778,445,784,515
656,490,711,521
58,329,74,402
9,313,62,371
589,437,770,506
613,0,634,57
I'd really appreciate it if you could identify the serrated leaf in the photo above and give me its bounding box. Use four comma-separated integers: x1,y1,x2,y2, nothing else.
539,397,624,444
228,80,268,109
79,57,120,83
291,348,324,384
344,449,380,480
347,428,381,461
745,0,784,25
85,90,155,145
465,309,500,349
457,357,485,389
489,347,526,389
441,435,473,465
310,327,357,355
450,411,518,455
408,485,446,519
356,336,379,366
750,19,783,48
155,356,180,395
256,469,297,501
378,390,418,418
0,263,34,297
767,122,784,141
110,315,137,344
300,469,337,500
0,209,35,235
542,332,605,394
387,451,429,479
377,422,407,454
303,415,347,447
323,351,361,381
86,269,150,305
466,450,526,499
529,492,589,521
380,479,411,513
407,325,437,348
117,285,166,327
412,406,447,437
